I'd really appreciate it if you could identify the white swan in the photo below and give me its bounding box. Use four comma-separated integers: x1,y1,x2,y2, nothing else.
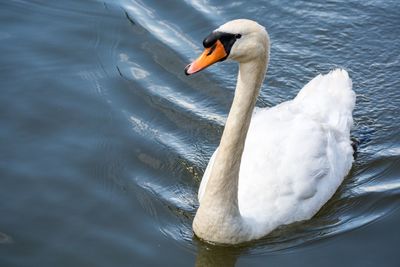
185,19,355,244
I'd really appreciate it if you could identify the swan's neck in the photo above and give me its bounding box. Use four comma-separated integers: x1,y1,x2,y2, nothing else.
193,58,267,244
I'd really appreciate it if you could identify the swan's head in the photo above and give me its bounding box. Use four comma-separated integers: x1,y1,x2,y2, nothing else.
185,19,269,75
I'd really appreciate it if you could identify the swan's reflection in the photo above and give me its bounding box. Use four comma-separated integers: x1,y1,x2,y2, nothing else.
194,238,244,267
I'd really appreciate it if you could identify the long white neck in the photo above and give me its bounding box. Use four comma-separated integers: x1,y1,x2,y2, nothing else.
193,57,267,244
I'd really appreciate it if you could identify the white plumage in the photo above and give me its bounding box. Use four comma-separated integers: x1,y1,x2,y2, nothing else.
199,69,355,239
187,19,356,244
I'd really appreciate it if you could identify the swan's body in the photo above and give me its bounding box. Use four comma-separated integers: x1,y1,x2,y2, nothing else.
185,19,355,244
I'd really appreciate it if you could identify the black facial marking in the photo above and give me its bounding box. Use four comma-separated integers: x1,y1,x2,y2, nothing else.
203,31,222,48
207,43,217,56
202,31,241,60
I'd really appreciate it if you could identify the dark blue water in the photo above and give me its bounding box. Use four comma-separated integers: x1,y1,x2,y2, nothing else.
1,0,399,266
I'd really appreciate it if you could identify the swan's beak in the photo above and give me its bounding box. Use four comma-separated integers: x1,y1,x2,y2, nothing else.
185,40,227,75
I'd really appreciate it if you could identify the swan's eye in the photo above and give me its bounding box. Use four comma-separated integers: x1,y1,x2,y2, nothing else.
235,34,242,39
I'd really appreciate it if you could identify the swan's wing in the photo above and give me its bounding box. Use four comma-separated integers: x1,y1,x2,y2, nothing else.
239,104,353,230
294,69,355,134
198,148,217,202
238,69,355,235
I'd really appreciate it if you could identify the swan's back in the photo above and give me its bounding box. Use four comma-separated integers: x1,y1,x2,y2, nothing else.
199,69,355,239
294,69,355,135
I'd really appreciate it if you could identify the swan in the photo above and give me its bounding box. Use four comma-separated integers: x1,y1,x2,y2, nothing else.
184,19,355,244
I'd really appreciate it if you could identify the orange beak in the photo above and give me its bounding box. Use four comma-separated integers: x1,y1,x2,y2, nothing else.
185,40,227,75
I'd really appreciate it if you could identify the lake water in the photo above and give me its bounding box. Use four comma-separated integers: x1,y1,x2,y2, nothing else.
1,0,399,266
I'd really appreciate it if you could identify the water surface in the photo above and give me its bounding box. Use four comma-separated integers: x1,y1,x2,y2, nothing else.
1,0,400,266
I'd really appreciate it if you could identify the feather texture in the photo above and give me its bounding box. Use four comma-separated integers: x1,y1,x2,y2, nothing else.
199,69,355,239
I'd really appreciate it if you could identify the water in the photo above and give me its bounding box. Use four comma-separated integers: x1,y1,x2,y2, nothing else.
1,0,399,266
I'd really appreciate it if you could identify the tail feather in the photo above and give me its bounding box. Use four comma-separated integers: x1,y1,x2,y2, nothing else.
294,69,355,134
